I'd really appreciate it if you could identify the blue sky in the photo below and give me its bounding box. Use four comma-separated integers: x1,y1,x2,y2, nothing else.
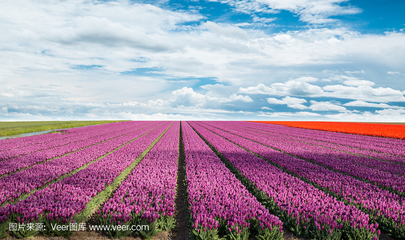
0,0,405,121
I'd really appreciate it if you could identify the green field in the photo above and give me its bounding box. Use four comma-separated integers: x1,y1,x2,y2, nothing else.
0,121,124,137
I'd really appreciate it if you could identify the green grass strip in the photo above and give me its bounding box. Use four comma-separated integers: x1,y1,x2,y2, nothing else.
0,122,166,208
0,120,124,137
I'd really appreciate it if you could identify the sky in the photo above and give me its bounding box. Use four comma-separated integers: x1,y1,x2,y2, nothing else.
0,0,405,121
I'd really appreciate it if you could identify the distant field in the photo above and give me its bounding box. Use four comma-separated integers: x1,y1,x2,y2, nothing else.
251,121,405,139
0,120,123,137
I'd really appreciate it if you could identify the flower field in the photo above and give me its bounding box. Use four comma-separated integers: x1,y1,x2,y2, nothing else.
0,121,404,239
252,121,405,139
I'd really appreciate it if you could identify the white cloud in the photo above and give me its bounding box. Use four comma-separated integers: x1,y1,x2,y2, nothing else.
200,84,234,96
240,77,405,102
229,94,254,102
309,100,347,112
387,71,405,77
208,0,276,14
1,93,14,98
202,21,249,40
252,16,277,24
326,75,375,87
343,79,375,87
325,109,405,122
0,107,7,114
388,71,401,75
0,93,257,121
257,111,321,117
344,100,403,109
86,111,193,121
345,70,365,74
239,80,324,96
323,84,405,102
54,16,178,51
170,87,210,107
146,87,254,109
267,96,308,109
261,106,274,110
292,76,319,82
266,98,285,104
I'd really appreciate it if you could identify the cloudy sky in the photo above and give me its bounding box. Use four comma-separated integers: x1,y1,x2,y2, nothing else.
1,0,405,121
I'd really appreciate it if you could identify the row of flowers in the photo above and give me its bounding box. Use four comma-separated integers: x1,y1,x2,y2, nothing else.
252,121,405,140
249,121,405,148
0,121,139,153
216,121,405,176
240,122,405,164
196,122,405,239
0,122,155,176
100,122,179,239
0,122,132,160
201,121,405,195
0,122,164,206
0,127,70,152
0,131,65,154
182,122,283,240
191,122,379,240
0,122,171,238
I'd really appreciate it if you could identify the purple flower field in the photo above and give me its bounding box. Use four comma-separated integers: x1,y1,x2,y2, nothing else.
0,121,404,239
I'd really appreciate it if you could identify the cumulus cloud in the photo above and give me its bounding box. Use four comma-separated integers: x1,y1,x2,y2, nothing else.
229,94,254,102
261,106,274,110
322,84,405,102
0,90,256,121
240,77,405,102
325,109,405,122
343,79,375,87
326,75,375,86
146,87,254,109
257,111,321,117
344,100,404,109
309,100,347,112
345,70,365,74
239,80,324,96
267,96,308,109
170,87,211,107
